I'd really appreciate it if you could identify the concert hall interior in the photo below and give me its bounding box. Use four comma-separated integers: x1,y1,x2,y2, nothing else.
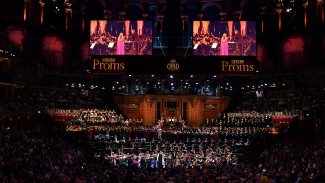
0,0,325,182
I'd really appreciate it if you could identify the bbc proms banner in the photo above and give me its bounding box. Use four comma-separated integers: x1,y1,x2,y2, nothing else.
91,56,257,75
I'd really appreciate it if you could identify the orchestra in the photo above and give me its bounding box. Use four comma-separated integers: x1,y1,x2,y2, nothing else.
90,22,152,55
193,22,256,56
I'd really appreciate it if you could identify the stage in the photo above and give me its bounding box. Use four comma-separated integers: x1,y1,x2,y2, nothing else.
114,95,230,126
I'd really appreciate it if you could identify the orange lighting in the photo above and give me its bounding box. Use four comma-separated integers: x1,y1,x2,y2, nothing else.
81,19,85,31
40,6,44,25
39,1,45,26
279,14,282,30
304,9,307,27
261,20,264,33
23,2,27,22
303,2,308,28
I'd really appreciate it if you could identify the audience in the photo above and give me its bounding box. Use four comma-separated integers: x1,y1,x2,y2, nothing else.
0,124,323,182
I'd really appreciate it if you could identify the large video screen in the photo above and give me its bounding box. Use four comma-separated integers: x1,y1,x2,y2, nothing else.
90,20,152,55
193,21,256,56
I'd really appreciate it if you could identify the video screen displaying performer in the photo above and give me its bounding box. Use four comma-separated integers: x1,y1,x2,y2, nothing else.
90,20,152,55
193,21,256,56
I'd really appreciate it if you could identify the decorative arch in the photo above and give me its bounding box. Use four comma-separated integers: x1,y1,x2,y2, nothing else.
124,3,145,13
201,2,223,13
96,0,106,8
202,4,222,21
87,0,105,19
125,4,144,20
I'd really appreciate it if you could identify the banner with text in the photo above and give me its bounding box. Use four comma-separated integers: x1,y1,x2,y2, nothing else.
91,56,257,75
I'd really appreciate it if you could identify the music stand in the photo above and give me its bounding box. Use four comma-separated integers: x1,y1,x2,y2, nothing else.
90,43,96,49
211,43,218,49
108,42,115,48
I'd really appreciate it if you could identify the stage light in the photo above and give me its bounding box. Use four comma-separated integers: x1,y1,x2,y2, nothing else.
185,82,188,85
226,83,229,85
170,75,173,79
256,70,259,73
102,87,105,90
171,83,174,86
151,75,155,77
147,82,149,85
190,75,194,78
128,74,132,77
116,82,119,84
241,87,244,90
196,82,198,85
157,81,160,84
264,83,268,86
213,75,217,78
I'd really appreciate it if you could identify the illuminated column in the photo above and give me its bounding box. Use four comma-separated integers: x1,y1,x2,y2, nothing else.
260,6,267,33
64,2,72,30
193,21,200,35
240,21,247,36
81,6,86,31
137,20,143,35
303,1,309,28
276,3,283,30
228,21,233,38
24,0,27,23
201,21,210,34
39,0,45,26
181,15,188,32
125,20,130,37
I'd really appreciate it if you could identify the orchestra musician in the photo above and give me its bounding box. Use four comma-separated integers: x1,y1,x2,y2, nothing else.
233,30,243,56
93,38,106,55
129,29,140,55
